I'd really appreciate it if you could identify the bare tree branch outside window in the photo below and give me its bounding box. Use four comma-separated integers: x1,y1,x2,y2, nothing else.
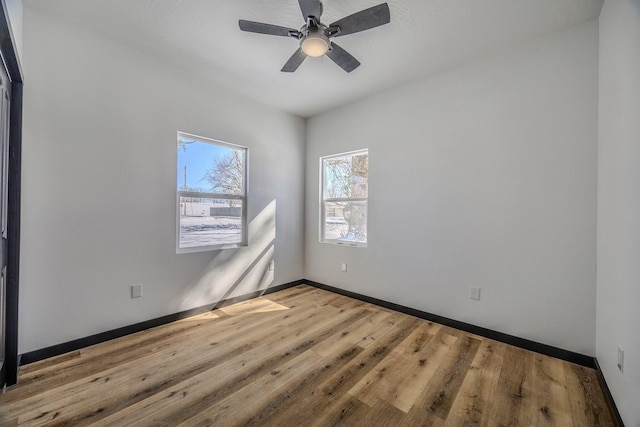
202,150,244,206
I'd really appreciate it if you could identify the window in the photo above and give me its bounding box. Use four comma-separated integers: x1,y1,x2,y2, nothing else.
177,132,247,252
320,149,368,246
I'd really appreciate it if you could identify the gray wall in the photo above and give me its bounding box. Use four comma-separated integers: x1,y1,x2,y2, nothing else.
597,0,640,424
305,21,599,355
20,8,305,354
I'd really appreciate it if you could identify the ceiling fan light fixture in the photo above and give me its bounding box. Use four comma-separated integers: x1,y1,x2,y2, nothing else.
301,33,329,57
239,1,391,72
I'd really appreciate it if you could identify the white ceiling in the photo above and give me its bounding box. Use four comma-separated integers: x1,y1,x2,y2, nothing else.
24,0,603,118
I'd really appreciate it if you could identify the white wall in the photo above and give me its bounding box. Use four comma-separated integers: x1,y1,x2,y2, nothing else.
20,8,305,354
597,0,640,424
306,21,599,355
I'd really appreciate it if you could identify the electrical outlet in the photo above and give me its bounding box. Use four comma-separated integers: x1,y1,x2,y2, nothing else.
131,284,143,299
341,263,347,272
470,287,481,300
617,346,624,373
269,260,275,272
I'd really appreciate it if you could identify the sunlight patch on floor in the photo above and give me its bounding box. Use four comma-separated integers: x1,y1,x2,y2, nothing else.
219,298,290,316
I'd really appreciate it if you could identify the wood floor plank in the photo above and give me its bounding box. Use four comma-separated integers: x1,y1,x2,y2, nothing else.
217,296,289,316
6,302,320,405
312,309,392,358
485,346,535,426
264,284,315,301
355,310,411,350
0,285,617,426
528,353,573,426
6,298,357,424
447,339,506,425
176,349,325,427
243,344,365,426
8,300,311,395
349,322,453,413
318,317,421,399
92,307,371,426
407,333,482,422
17,312,219,380
12,287,338,401
294,318,424,426
267,286,337,307
565,363,615,427
98,305,368,426
337,397,413,427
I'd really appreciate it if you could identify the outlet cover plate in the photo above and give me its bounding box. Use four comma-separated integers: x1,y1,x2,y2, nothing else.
131,284,143,299
470,287,481,300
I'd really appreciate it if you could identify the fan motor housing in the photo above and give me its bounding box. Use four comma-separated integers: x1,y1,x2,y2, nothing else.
300,24,330,57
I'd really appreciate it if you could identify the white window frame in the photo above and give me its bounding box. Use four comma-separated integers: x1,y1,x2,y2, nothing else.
176,132,248,253
319,149,368,247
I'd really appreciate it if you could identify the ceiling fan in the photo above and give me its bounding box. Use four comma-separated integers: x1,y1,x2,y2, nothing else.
239,0,390,73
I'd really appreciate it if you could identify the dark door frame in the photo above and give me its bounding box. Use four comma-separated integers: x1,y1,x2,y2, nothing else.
0,4,23,387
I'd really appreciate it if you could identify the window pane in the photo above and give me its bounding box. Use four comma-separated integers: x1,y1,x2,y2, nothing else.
323,152,368,199
179,197,243,248
177,136,245,195
177,132,248,252
323,201,367,243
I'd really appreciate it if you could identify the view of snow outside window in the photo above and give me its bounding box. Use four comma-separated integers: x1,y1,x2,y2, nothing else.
322,150,368,245
177,133,246,250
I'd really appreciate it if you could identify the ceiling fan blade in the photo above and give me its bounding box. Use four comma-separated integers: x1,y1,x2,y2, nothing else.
298,0,322,19
326,43,360,73
281,48,307,72
239,20,299,37
330,3,390,37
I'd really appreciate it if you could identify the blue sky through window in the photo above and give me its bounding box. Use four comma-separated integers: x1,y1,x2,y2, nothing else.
177,137,233,191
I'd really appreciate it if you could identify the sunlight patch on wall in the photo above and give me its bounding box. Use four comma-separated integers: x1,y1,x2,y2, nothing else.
179,199,276,310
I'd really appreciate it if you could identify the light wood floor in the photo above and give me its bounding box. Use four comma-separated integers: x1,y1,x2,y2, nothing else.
0,285,615,426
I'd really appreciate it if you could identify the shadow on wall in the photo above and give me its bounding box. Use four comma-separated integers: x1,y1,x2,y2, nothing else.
179,199,277,310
